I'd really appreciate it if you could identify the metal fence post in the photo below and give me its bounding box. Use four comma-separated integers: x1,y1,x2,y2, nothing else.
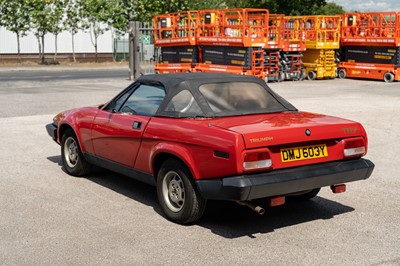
129,21,155,79
128,22,135,80
134,22,141,80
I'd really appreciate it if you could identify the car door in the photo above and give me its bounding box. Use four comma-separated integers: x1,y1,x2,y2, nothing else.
91,83,166,167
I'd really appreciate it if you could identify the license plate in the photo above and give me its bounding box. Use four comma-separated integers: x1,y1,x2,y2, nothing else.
281,144,328,163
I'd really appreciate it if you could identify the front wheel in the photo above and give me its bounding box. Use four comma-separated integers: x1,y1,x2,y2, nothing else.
61,129,91,176
157,159,206,224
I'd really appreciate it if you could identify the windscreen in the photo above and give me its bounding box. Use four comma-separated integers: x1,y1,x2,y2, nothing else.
199,82,287,116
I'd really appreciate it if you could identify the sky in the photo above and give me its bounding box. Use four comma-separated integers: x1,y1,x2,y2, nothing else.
329,0,400,12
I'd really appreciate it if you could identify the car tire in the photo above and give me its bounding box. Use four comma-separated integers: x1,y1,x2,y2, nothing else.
61,129,91,177
383,72,394,83
288,188,321,201
307,71,317,80
338,69,346,79
157,159,207,224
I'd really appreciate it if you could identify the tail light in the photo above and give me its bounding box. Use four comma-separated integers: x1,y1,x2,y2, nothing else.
343,137,366,158
243,150,272,170
331,184,346,194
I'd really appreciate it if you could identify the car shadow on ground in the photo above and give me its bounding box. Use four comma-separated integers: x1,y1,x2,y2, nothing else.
47,155,355,238
199,197,354,238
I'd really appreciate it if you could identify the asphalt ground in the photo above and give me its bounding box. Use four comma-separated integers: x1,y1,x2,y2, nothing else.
0,67,399,265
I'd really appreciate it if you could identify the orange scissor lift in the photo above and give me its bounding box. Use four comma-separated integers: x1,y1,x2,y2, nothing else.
338,12,400,82
276,16,306,81
154,11,200,74
289,15,341,80
195,9,270,80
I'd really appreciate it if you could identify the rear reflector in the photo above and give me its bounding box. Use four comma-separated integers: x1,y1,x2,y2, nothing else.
268,196,286,207
343,138,366,158
243,151,272,170
331,184,346,194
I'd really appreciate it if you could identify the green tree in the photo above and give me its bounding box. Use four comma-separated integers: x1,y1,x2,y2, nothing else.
29,0,64,63
107,0,137,31
64,0,82,62
273,0,327,15
318,2,346,15
221,0,327,15
78,0,110,62
133,0,190,22
49,0,66,61
188,0,227,9
0,0,31,62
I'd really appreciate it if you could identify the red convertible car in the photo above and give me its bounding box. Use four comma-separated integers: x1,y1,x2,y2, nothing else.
46,73,374,224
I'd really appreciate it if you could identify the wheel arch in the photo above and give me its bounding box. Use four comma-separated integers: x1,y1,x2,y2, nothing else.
58,123,86,153
151,148,199,183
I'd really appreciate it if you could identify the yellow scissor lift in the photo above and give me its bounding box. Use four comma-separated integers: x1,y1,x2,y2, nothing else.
291,15,341,80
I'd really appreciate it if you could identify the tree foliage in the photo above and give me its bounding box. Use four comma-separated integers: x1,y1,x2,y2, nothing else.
64,0,82,62
317,2,346,15
78,0,111,62
0,0,31,60
28,0,68,62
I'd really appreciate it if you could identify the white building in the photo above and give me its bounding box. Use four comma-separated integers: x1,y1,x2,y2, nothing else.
0,27,114,54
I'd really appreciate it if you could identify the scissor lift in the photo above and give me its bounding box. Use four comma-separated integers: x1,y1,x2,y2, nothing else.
277,16,306,81
195,9,270,80
154,11,200,73
287,15,340,80
338,12,400,82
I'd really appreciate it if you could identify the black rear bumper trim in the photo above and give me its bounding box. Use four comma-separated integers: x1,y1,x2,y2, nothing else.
196,159,374,201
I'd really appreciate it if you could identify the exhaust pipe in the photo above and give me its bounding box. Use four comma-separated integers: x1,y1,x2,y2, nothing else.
236,201,265,215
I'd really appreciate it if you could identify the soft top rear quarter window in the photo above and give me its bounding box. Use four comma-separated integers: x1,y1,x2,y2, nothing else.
199,82,286,116
165,90,203,117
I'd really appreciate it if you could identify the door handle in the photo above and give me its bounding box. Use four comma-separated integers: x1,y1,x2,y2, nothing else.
132,121,142,129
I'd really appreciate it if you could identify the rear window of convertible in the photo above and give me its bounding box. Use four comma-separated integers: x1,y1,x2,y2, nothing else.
199,82,286,115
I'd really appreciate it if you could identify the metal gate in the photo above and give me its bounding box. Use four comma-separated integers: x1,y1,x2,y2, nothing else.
129,21,156,80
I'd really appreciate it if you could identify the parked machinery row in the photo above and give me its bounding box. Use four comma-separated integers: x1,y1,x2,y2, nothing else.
153,9,400,82
154,9,305,82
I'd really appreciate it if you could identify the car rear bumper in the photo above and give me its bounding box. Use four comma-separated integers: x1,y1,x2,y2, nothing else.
46,123,58,142
196,158,374,201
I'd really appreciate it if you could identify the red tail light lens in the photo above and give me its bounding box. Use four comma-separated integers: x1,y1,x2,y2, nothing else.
243,151,272,170
343,138,366,158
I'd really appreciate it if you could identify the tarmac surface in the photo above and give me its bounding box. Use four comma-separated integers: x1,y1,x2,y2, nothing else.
0,66,399,265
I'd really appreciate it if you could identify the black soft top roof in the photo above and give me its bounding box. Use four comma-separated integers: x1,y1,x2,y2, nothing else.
137,73,266,91
136,73,297,117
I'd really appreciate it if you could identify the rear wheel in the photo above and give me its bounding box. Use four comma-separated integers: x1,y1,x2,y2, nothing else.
338,69,346,79
157,159,206,224
61,129,90,176
307,71,317,80
384,72,394,83
288,188,320,201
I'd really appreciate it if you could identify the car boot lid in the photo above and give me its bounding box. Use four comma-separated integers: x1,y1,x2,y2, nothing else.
208,111,366,149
